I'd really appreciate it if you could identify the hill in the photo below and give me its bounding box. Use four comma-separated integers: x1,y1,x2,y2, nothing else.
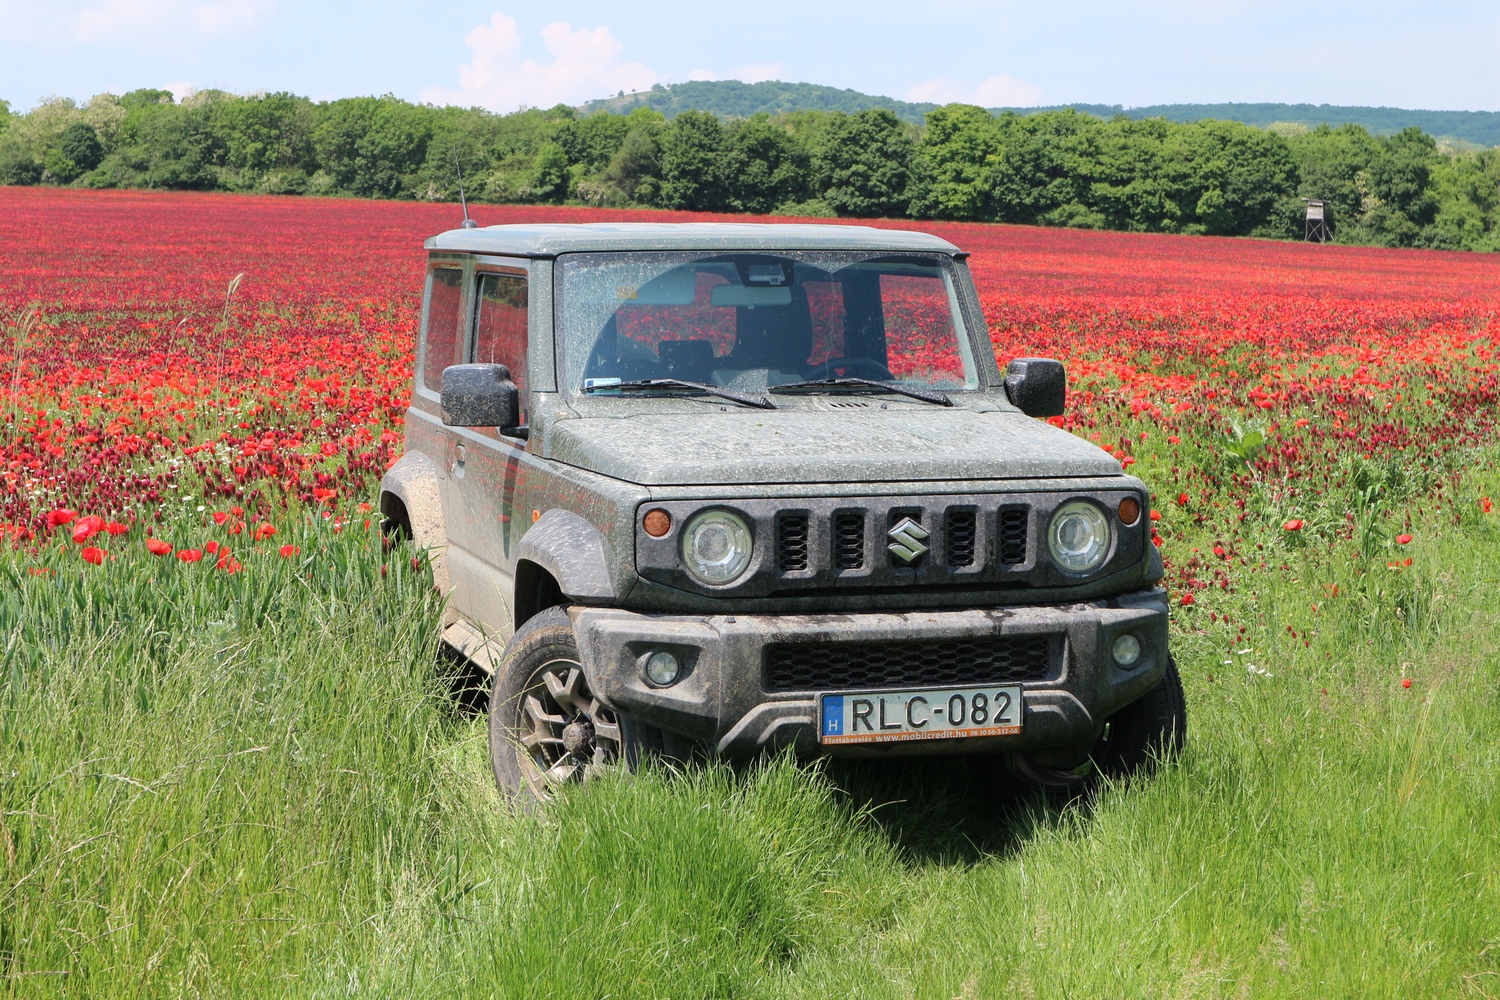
581,81,1500,146
579,80,937,125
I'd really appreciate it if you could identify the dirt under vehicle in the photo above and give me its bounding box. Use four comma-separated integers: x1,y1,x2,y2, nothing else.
378,222,1185,799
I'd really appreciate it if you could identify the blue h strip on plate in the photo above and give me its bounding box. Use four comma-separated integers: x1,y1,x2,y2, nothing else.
822,696,844,736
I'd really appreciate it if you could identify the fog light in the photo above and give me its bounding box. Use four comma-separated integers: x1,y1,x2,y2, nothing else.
643,650,681,687
1112,633,1142,667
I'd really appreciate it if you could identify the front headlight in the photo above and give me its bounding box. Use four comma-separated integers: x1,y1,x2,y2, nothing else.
680,509,753,585
1047,500,1111,574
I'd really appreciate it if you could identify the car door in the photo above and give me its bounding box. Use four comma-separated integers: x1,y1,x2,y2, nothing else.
442,259,531,640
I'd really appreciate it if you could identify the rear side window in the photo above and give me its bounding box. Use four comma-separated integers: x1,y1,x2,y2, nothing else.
473,272,529,406
423,266,464,392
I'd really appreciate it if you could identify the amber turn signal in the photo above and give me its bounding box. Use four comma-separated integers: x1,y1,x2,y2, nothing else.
1117,496,1141,526
643,508,672,537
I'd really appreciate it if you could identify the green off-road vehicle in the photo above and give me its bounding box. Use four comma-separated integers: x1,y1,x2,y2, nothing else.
379,222,1184,800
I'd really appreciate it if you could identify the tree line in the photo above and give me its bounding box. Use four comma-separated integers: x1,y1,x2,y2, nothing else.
1,89,1497,251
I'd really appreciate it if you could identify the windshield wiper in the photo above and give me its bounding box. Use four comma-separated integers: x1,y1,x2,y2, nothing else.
583,378,775,409
769,377,953,407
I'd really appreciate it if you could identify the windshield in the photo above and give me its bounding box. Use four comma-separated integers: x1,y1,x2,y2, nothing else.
557,251,981,395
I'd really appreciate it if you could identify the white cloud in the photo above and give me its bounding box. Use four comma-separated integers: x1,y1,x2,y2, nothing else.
905,72,1044,108
422,13,659,112
0,0,271,42
732,62,784,84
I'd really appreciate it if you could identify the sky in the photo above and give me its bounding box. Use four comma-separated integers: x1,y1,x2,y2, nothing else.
1,1,1496,114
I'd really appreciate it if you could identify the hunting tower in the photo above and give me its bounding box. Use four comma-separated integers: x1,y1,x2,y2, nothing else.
1304,199,1332,243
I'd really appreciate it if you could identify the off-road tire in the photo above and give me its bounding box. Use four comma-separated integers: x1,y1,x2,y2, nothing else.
488,606,660,800
1012,654,1187,795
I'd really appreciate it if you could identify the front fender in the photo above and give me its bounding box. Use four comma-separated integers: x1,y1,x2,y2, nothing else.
514,509,617,602
380,450,450,594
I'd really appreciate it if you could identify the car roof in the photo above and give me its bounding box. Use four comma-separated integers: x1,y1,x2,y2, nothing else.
424,222,962,257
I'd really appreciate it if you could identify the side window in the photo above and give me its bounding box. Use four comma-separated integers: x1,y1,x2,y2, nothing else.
473,272,529,410
423,266,465,393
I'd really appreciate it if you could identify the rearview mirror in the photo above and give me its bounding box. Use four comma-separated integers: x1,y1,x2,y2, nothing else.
1004,358,1066,418
709,284,792,308
441,364,520,429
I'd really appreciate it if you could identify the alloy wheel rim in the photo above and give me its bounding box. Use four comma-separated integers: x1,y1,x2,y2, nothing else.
515,656,621,796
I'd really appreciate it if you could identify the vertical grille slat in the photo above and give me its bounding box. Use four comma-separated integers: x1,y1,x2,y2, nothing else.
999,506,1029,565
833,513,865,570
778,513,809,572
946,509,977,567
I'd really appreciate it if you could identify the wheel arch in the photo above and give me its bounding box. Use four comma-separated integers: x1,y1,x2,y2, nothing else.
512,509,618,627
379,449,450,593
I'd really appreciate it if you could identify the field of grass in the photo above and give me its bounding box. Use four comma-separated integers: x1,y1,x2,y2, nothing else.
3,464,1499,997
3,188,1500,997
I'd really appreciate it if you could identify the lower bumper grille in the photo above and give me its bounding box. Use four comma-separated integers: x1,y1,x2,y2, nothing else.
764,634,1056,693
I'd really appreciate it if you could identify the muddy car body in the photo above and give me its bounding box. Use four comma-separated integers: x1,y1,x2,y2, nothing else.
379,222,1183,797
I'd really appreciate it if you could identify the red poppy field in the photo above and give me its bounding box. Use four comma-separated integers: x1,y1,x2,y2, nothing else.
3,185,1499,607
4,187,1500,997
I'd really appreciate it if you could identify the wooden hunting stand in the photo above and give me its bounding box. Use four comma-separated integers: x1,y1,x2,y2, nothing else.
1304,199,1332,243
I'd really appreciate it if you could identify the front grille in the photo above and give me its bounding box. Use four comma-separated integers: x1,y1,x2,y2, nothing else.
946,509,977,567
999,506,1029,564
778,513,809,572
834,513,865,569
764,634,1055,692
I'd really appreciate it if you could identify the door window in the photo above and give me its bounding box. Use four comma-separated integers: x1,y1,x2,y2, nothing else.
423,266,465,392
473,272,529,416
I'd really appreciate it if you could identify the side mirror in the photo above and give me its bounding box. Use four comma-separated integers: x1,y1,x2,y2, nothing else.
441,363,520,429
1004,358,1066,418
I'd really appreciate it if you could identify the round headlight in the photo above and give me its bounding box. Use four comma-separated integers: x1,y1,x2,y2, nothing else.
1047,500,1111,574
680,509,753,585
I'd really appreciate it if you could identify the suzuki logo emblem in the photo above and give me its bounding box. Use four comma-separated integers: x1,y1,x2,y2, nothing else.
887,517,929,564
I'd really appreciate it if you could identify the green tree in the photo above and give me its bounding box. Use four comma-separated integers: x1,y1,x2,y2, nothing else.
524,142,570,202
813,108,914,218
724,114,809,214
59,122,105,172
908,104,1002,220
659,110,730,211
604,108,666,204
312,96,433,198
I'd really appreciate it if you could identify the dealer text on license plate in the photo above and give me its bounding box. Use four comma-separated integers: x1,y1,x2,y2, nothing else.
819,686,1022,745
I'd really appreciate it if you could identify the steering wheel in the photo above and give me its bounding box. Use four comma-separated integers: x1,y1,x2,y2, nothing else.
806,356,896,381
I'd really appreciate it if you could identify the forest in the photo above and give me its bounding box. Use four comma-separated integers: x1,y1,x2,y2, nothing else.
1,88,1497,250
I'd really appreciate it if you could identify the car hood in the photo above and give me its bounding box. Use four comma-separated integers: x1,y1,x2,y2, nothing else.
544,407,1123,486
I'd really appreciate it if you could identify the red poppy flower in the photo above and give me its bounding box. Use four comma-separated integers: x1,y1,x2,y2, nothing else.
177,548,203,563
255,523,277,540
313,487,337,500
1282,519,1304,531
279,543,300,558
80,546,104,565
213,511,229,525
1401,678,1412,689
1179,593,1195,606
105,521,128,535
1396,534,1412,545
204,540,220,554
146,538,172,556
1483,497,1494,514
46,508,77,527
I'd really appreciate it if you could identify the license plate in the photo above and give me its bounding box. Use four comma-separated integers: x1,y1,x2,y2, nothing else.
819,686,1023,745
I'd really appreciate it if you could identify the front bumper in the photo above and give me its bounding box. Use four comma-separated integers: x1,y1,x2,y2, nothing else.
570,589,1170,758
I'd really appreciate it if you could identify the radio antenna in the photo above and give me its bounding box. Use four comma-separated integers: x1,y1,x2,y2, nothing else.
454,150,478,229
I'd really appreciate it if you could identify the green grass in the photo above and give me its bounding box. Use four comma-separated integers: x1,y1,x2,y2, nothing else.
2,490,1499,998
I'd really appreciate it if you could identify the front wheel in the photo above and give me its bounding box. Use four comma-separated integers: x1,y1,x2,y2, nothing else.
1013,655,1187,794
488,606,656,800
